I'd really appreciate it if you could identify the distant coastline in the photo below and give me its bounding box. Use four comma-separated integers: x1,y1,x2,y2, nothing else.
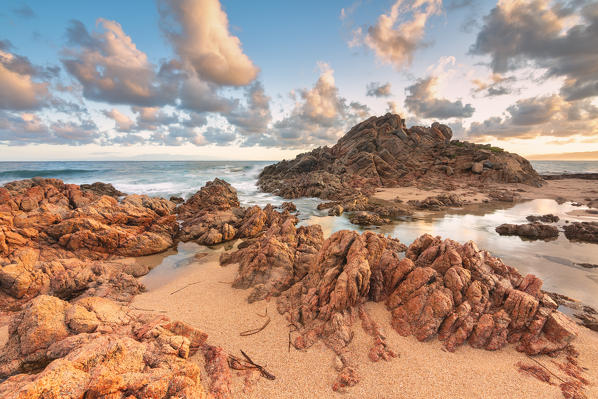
527,150,598,161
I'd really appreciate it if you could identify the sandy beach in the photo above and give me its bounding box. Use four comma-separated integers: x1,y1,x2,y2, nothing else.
132,253,598,399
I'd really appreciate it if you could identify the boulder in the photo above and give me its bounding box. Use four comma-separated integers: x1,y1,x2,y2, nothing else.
495,223,559,239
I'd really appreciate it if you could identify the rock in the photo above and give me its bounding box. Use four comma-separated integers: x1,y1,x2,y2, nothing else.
281,202,297,213
408,194,463,210
471,162,484,174
526,214,559,223
328,204,344,216
0,295,212,398
79,182,124,198
177,179,295,246
258,114,543,201
0,178,180,307
169,195,184,204
349,211,390,226
495,223,559,239
563,221,598,243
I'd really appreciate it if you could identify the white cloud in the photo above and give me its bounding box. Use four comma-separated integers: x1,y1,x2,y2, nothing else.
159,0,259,86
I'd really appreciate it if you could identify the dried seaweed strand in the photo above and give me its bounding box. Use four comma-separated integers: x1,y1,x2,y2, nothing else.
169,281,201,295
526,355,566,383
240,317,271,336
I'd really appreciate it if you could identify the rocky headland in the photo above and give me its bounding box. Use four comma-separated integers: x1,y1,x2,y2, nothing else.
258,113,545,224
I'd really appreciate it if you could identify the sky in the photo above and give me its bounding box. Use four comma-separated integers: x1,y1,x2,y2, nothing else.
0,0,597,161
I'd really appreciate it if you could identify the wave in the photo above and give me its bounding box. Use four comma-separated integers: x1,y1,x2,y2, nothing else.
0,169,99,179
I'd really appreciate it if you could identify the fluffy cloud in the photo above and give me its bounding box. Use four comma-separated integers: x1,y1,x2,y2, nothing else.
103,109,135,131
404,76,475,119
62,19,178,106
246,63,370,148
158,0,259,86
467,95,598,140
366,82,392,97
470,0,598,101
0,45,51,110
356,0,442,69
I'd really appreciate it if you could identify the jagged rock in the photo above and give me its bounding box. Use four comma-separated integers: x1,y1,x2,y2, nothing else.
169,195,184,204
0,295,226,398
258,114,543,201
0,178,179,309
408,193,464,210
495,223,559,239
563,221,598,243
349,211,390,226
526,214,559,223
328,204,343,216
223,227,576,363
281,202,297,213
177,179,294,246
79,182,124,198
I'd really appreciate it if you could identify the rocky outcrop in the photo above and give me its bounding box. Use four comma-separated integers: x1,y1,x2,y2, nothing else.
349,211,390,226
177,178,295,246
79,182,124,198
495,223,559,239
258,114,543,201
563,221,598,243
223,227,577,357
408,193,464,210
526,214,559,223
0,178,178,310
0,295,211,398
316,194,412,225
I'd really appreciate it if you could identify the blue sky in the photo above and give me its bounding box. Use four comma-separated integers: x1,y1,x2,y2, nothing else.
1,0,597,160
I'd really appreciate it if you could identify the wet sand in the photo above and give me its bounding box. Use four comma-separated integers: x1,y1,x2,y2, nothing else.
132,254,598,399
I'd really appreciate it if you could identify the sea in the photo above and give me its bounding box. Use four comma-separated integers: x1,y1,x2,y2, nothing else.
1,160,597,308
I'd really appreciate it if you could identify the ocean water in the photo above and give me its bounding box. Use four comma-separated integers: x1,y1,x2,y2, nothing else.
1,160,597,308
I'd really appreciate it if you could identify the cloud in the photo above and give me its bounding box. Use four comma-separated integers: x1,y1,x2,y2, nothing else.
470,0,598,101
133,106,180,131
158,0,259,86
404,76,475,119
12,4,36,18
201,126,237,145
245,63,370,148
366,81,392,97
356,0,442,69
0,46,51,110
471,73,516,97
103,109,135,131
62,19,178,106
467,94,598,140
0,111,100,145
226,81,272,135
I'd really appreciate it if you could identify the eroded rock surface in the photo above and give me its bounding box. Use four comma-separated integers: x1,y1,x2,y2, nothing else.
563,221,598,243
258,114,543,201
0,295,211,398
0,178,178,310
495,223,559,239
177,178,295,246
526,214,559,223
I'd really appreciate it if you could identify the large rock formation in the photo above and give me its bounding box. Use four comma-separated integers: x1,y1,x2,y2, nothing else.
0,178,178,310
221,221,578,388
177,178,297,246
0,295,212,398
258,113,543,200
